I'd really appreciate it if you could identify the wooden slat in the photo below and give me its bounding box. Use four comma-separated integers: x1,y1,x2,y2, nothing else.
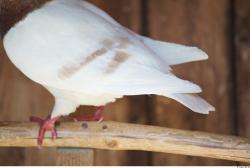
0,121,249,163
56,148,94,166
147,0,236,165
234,1,250,165
235,0,250,138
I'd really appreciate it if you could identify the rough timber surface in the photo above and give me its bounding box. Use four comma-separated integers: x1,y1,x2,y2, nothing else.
0,121,249,163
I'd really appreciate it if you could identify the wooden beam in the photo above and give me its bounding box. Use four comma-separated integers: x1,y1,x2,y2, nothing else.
0,121,249,163
235,0,250,138
56,148,94,166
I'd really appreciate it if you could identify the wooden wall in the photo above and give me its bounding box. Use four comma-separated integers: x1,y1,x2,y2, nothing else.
0,0,249,166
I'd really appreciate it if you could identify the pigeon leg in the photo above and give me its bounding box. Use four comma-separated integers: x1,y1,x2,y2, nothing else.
74,106,105,122
30,115,61,146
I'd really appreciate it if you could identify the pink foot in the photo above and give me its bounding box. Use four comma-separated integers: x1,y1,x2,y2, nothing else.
74,106,105,122
30,115,61,146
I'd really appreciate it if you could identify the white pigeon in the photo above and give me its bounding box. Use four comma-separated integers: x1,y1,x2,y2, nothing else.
2,0,215,145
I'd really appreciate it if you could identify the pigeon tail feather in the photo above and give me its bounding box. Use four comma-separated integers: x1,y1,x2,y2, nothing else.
164,93,215,114
139,35,208,65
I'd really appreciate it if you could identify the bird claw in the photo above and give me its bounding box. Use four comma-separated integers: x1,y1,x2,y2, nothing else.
30,106,104,146
30,115,60,146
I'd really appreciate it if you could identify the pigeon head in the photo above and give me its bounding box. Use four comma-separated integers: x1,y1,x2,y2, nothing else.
0,0,49,37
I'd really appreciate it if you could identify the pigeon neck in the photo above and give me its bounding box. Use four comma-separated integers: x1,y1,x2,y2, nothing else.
0,0,49,37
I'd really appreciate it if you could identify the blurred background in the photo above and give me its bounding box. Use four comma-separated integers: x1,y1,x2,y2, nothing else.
0,0,249,166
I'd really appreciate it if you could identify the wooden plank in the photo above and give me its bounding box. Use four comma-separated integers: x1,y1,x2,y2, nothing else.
235,0,250,137
56,148,94,166
0,121,249,163
0,37,24,166
234,1,250,165
147,0,236,165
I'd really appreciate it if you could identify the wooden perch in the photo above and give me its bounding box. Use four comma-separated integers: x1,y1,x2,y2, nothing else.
0,121,249,163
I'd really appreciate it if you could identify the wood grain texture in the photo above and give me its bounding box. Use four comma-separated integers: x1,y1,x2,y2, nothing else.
0,121,249,163
56,148,94,166
235,0,250,138
147,0,236,165
234,1,250,165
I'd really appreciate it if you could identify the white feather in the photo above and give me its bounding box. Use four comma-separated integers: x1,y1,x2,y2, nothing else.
166,93,215,114
138,36,209,65
3,0,215,117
